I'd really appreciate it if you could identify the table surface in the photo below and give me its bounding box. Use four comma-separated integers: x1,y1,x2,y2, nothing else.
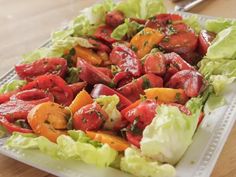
0,0,235,177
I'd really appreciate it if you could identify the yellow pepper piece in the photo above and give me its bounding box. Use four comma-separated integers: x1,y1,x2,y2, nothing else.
69,90,94,114
130,27,164,59
75,45,102,65
145,88,189,104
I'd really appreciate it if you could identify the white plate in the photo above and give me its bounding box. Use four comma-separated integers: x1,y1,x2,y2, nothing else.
0,10,236,177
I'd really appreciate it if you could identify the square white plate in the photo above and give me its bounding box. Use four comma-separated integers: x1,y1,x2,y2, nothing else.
0,9,235,177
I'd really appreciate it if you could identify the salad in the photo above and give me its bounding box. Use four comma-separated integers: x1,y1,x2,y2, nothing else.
1,0,236,177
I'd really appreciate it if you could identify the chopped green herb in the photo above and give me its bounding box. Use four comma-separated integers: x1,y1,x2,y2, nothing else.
65,67,81,84
82,117,87,123
131,45,138,52
130,117,142,135
142,76,151,89
162,37,170,42
175,92,181,102
144,40,149,47
140,94,147,101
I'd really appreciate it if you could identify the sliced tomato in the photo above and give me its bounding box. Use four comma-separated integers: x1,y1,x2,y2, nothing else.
77,59,113,86
110,46,143,77
94,25,116,44
15,58,67,81
164,52,195,70
68,82,87,97
124,99,158,129
117,74,163,102
198,30,216,56
145,14,183,29
96,67,113,79
73,103,108,131
126,127,143,148
105,10,125,28
0,89,53,122
21,75,73,106
0,90,18,104
0,116,33,133
166,70,204,97
144,52,166,76
113,71,134,88
88,38,111,53
91,84,132,110
159,23,198,54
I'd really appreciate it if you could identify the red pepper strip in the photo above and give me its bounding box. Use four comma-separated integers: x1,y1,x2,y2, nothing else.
0,116,33,133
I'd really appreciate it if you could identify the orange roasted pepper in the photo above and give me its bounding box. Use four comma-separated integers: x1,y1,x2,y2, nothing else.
145,88,189,104
27,102,69,143
69,90,94,114
75,45,102,65
130,27,164,59
86,131,130,151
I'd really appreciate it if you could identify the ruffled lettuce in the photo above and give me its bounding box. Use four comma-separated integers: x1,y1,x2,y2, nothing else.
23,36,82,63
115,0,166,19
199,26,236,96
141,98,201,165
95,95,122,130
184,15,201,34
111,19,144,40
205,18,236,33
206,26,236,60
120,148,176,177
6,130,117,167
0,80,26,94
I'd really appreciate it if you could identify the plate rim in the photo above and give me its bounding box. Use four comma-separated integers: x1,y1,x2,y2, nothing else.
0,11,235,177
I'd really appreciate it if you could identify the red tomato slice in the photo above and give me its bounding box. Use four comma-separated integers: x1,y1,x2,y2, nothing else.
73,103,108,131
198,30,216,56
15,58,67,81
145,14,183,29
144,52,166,76
0,116,33,133
113,72,134,88
126,127,143,148
124,99,158,129
88,38,111,53
117,74,163,102
0,89,53,122
166,70,204,97
68,82,87,97
91,84,132,110
21,75,73,106
159,23,198,54
94,25,116,44
105,10,125,28
110,46,143,77
77,59,113,86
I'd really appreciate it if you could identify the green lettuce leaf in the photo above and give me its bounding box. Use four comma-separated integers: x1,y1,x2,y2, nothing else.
115,0,166,19
0,80,26,94
6,130,117,167
95,95,122,130
120,148,176,177
111,19,143,40
141,102,201,165
206,26,236,60
23,36,82,63
0,126,6,138
205,18,236,33
81,0,115,25
184,15,201,33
